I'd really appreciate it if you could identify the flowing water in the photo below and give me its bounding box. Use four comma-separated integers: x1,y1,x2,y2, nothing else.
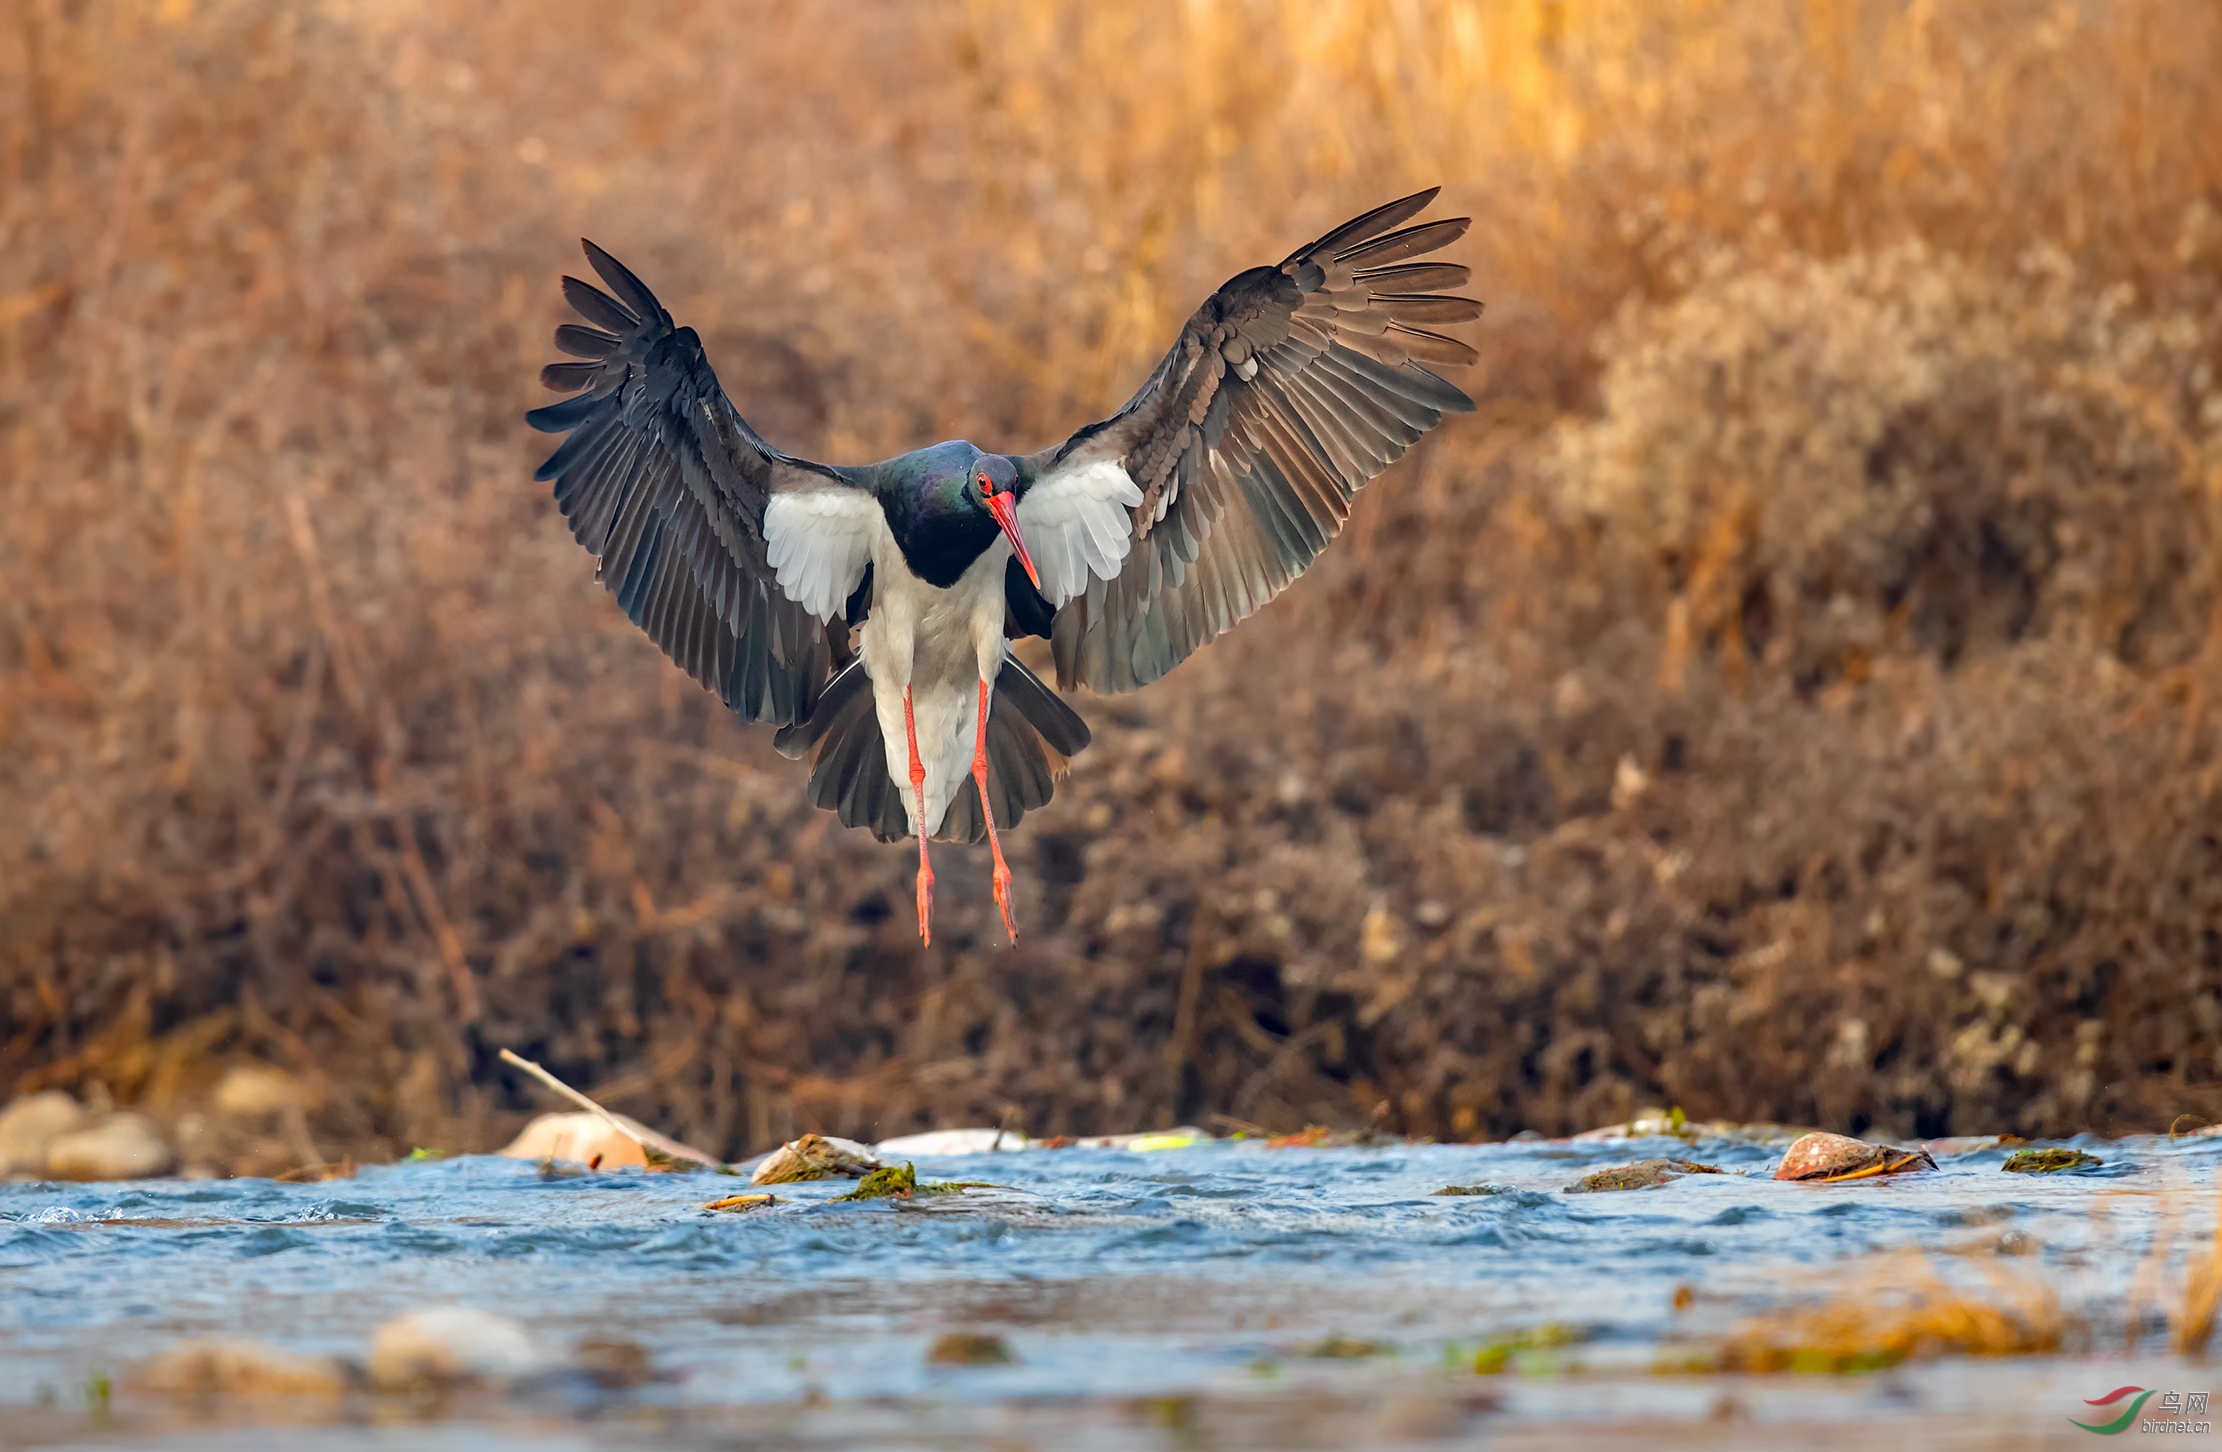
3,1132,2219,1449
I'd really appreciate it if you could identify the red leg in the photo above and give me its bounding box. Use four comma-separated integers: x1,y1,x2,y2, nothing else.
974,677,1019,945
904,684,933,946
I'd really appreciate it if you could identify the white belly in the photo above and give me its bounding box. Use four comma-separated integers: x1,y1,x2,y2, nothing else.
856,534,1012,838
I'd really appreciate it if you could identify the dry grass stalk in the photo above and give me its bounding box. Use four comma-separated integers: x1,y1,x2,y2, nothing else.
1708,1254,2066,1374
2175,1186,2222,1355
497,1047,719,1167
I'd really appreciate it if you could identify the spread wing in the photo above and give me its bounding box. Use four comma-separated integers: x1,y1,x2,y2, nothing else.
1019,188,1479,692
527,241,877,727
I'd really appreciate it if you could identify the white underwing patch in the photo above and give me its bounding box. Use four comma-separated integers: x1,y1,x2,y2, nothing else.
1017,457,1143,606
764,487,878,621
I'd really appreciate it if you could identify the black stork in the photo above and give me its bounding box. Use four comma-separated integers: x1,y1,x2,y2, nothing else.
527,189,1479,946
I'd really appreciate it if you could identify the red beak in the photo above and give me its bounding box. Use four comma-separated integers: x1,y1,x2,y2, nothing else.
985,491,1041,591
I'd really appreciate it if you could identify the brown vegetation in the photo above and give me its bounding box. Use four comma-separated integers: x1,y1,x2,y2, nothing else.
4,0,2222,1163
1702,1252,2067,1374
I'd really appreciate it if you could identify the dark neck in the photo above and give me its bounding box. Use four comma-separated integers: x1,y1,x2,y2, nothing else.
876,448,1004,589
891,506,999,589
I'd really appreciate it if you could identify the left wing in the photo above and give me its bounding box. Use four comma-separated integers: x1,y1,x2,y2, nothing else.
527,241,876,727
1018,189,1479,691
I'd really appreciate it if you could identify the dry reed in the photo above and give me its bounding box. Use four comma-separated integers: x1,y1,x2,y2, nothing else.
1702,1253,2067,1374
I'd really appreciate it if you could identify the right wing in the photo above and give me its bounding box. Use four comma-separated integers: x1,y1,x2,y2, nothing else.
1019,189,1479,692
527,241,877,727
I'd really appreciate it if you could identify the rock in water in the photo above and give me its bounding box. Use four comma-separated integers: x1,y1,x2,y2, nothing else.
0,1091,91,1177
497,1112,648,1170
874,1128,1030,1156
926,1332,1014,1365
1773,1131,1936,1182
1565,1158,1723,1193
750,1132,879,1185
368,1307,551,1389
2002,1147,2103,1173
136,1338,346,1397
44,1113,176,1181
574,1338,656,1388
212,1063,308,1120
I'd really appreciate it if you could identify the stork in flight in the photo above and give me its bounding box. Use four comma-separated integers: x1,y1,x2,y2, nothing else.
528,189,1479,946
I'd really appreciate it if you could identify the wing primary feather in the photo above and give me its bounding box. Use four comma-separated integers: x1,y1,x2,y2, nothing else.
1284,188,1442,265
598,445,667,598
549,429,623,526
1386,325,1480,367
580,240,669,328
1372,294,1485,325
561,274,638,332
1328,343,1472,411
567,429,646,554
1317,351,1437,439
1333,216,1471,270
540,360,601,391
527,391,609,438
612,508,668,622
1349,261,1469,292
553,323,622,359
1304,352,1430,438
536,409,616,485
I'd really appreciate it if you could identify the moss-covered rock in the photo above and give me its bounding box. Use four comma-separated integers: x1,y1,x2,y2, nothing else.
2002,1147,2103,1173
831,1162,994,1201
1565,1158,1722,1193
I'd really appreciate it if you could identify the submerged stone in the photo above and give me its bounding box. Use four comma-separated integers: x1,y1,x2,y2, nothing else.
45,1114,176,1182
0,1092,92,1178
211,1064,307,1121
136,1338,346,1398
1565,1158,1722,1193
1434,1183,1510,1196
927,1331,1013,1365
368,1307,552,1389
574,1338,657,1388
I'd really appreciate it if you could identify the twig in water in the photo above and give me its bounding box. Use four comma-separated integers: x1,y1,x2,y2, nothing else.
497,1046,723,1167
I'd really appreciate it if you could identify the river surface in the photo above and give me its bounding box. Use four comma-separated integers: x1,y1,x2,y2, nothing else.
3,1132,2219,1449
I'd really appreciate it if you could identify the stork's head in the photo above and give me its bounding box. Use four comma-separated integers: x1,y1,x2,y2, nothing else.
968,453,1039,590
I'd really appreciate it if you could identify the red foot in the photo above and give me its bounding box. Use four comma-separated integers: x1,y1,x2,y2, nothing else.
914,852,935,948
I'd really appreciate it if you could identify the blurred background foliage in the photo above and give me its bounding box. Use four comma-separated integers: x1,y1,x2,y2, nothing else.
4,0,2221,1165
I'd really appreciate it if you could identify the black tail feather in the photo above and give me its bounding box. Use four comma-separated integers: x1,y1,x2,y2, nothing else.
774,654,1090,843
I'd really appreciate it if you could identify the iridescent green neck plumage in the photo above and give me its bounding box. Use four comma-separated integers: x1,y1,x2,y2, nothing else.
873,442,1004,588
